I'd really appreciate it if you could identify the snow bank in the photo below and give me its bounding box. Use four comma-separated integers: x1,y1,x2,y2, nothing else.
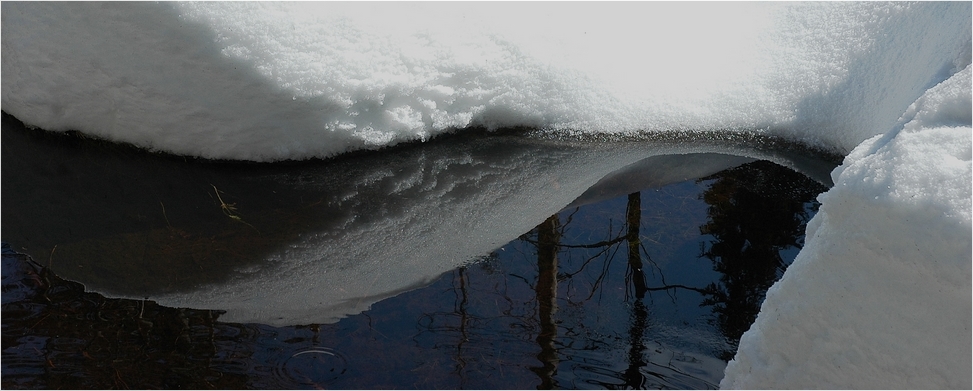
2,2,969,160
722,66,972,389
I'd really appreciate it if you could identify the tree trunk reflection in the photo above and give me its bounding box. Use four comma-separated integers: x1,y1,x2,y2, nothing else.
624,192,649,388
531,215,560,389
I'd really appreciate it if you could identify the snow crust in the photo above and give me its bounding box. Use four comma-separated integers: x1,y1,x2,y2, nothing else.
2,2,971,389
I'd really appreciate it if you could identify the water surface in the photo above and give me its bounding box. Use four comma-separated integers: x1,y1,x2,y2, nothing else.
2,114,835,388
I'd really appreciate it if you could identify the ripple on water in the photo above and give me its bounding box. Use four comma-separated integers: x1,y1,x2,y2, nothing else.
273,347,348,388
557,338,722,389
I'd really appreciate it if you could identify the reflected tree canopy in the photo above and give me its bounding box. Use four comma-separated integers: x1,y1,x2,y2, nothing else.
697,161,827,360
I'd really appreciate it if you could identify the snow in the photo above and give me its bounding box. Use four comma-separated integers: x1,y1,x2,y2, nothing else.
1,1,971,388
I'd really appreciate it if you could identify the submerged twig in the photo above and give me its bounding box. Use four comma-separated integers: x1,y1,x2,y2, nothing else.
210,184,258,232
48,245,57,269
160,201,172,229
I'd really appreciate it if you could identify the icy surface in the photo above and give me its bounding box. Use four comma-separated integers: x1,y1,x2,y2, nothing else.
2,2,971,389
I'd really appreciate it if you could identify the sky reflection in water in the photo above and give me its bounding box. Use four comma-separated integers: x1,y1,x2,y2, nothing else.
2,152,827,388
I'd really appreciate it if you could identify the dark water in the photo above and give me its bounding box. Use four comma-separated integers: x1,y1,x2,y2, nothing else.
1,114,834,389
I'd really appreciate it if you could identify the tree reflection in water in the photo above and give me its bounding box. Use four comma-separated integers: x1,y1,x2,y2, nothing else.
530,215,560,389
2,159,828,389
498,159,826,389
697,161,827,361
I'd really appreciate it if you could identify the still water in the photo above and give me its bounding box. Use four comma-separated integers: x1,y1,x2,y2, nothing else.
1,114,834,389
